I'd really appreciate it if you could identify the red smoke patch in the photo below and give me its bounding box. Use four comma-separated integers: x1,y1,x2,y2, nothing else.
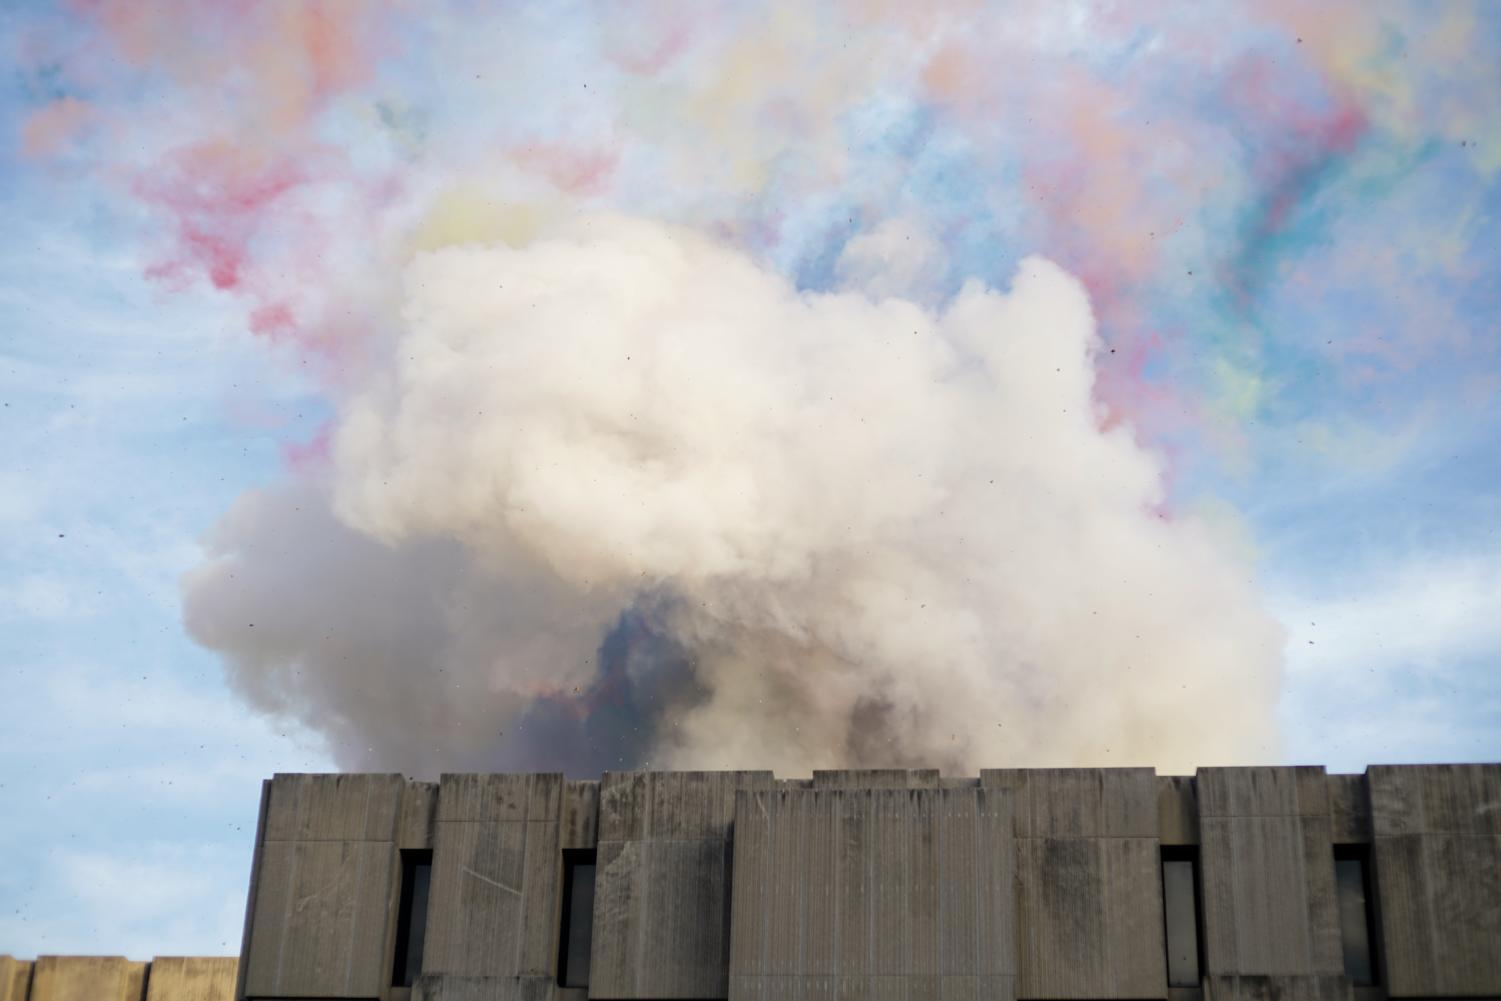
511,142,620,196
249,301,298,341
134,143,307,293
283,424,332,475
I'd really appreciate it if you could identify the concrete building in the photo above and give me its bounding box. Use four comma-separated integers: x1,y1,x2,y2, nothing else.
221,764,1499,1001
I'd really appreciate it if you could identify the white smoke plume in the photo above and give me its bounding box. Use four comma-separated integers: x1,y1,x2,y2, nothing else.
184,214,1283,776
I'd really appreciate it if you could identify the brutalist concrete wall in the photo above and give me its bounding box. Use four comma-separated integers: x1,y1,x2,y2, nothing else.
1197,767,1343,977
414,773,597,1001
983,768,1166,999
1368,763,1501,996
228,763,1501,1001
590,770,774,1000
728,781,1015,1001
240,772,407,999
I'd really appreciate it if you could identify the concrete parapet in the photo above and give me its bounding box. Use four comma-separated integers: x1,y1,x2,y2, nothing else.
1157,774,1200,846
811,769,941,788
142,957,236,1001
262,771,406,842
27,956,146,1001
0,958,33,1001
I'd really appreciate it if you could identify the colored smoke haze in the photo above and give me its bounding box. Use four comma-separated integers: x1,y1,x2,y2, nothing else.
183,216,1281,775
13,1,1501,774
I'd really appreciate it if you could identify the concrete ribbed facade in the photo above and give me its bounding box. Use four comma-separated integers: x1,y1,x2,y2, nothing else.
4,764,1496,1001
222,764,1499,1001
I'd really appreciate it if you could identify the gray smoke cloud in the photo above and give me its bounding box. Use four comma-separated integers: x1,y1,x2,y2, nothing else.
184,214,1284,777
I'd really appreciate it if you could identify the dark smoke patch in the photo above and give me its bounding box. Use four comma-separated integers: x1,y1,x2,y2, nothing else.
183,481,710,778
490,599,711,776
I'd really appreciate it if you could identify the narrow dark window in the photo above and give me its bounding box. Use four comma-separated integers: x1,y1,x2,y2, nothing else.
391,849,432,988
557,849,596,989
1335,845,1379,986
1161,846,1203,988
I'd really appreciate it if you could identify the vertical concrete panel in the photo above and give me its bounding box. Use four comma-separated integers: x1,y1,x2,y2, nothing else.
241,772,429,998
1198,768,1342,977
143,957,238,1001
909,792,939,979
975,789,1016,981
728,785,1015,1001
1157,776,1199,846
593,838,730,998
517,820,561,976
399,781,440,849
984,768,1163,999
28,957,145,1001
560,780,598,850
424,820,528,976
1369,764,1501,997
592,771,772,999
420,772,570,992
242,840,397,997
805,791,837,977
1326,775,1370,844
0,957,33,1001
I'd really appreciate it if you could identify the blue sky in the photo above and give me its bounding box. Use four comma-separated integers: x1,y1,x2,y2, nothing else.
2,0,1499,957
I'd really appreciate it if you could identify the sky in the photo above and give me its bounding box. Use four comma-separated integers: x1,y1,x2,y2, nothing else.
1,0,1499,958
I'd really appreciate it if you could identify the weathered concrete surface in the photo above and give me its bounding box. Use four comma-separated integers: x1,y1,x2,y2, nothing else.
812,769,941,789
262,771,405,842
242,772,407,998
27,956,146,1001
412,973,583,1001
0,958,32,1001
1326,774,1371,844
422,773,565,982
1198,767,1343,976
228,764,1501,1000
1368,763,1501,996
1204,974,1353,1001
142,957,236,1001
982,769,1164,999
560,779,598,850
399,780,440,850
591,770,773,999
728,785,1015,1001
1157,775,1199,846
242,839,397,996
